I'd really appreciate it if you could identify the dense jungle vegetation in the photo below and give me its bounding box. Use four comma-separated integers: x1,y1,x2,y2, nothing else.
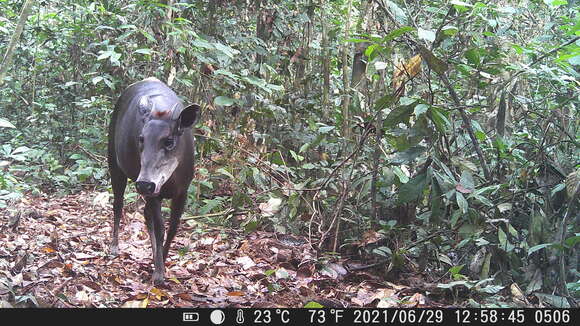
0,0,579,308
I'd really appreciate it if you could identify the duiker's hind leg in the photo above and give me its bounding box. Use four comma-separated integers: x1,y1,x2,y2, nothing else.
109,156,127,256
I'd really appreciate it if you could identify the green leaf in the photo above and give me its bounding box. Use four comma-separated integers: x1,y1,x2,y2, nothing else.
418,28,436,42
244,220,258,233
437,280,472,289
318,126,335,133
97,51,112,61
304,301,324,308
140,30,156,42
264,269,276,277
91,76,104,85
450,0,473,12
456,192,468,214
391,145,426,164
498,227,510,250
382,26,414,43
449,264,464,276
450,209,461,227
458,170,475,193
398,172,428,203
384,105,414,128
478,285,504,294
192,39,214,49
442,26,459,36
429,107,450,133
430,177,443,222
465,48,484,66
214,69,239,80
385,0,407,23
565,234,580,247
289,150,304,162
373,94,396,111
414,104,429,116
364,44,381,60
346,37,371,43
528,243,552,256
217,168,235,179
214,96,235,107
480,253,491,279
214,42,239,58
0,118,15,128
393,166,409,183
134,48,153,55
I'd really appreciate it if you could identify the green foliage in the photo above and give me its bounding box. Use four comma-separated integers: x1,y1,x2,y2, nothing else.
0,0,578,305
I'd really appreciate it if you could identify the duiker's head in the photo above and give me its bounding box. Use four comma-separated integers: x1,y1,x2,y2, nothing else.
135,97,199,196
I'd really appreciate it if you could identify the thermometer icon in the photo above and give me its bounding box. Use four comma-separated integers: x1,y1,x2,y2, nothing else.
236,309,245,324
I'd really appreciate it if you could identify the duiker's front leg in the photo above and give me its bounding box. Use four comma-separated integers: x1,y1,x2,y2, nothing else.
163,193,187,260
144,197,165,285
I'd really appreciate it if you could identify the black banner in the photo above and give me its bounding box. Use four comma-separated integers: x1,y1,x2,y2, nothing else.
0,308,577,326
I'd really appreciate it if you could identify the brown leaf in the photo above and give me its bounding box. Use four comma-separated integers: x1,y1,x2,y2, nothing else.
74,252,96,260
404,292,426,307
236,256,256,270
417,45,448,75
372,288,397,301
121,299,148,308
150,287,170,300
40,246,56,253
359,230,383,247
175,293,192,301
392,54,422,91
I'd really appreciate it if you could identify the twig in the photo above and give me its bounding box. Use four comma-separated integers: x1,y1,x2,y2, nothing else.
74,144,107,163
181,208,237,221
308,127,373,249
438,74,492,180
404,230,444,251
507,36,579,84
347,259,389,272
46,278,74,308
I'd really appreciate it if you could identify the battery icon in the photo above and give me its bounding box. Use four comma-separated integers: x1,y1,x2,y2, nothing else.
183,312,200,322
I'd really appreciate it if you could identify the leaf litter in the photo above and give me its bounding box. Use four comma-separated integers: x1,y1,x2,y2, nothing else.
1,191,446,308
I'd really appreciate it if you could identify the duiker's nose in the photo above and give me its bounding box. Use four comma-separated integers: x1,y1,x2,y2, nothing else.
136,181,156,195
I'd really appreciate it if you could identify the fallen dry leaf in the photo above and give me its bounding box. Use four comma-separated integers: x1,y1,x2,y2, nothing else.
236,256,256,270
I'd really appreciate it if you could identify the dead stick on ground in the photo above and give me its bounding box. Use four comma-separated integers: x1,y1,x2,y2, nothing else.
181,208,239,221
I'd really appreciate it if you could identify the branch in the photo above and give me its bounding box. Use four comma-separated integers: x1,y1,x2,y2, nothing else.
0,0,34,87
506,36,580,86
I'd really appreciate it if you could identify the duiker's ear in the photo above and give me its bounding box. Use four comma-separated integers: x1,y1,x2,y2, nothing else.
178,104,200,129
138,96,152,116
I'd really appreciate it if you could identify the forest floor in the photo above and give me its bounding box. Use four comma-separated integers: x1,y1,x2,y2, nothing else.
0,191,449,308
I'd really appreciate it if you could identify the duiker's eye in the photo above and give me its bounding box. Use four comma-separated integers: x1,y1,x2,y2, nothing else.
164,138,175,149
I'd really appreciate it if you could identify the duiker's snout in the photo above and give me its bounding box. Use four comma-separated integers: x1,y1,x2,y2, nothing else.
136,181,156,196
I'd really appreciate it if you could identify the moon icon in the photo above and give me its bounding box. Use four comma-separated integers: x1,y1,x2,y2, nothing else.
210,309,226,325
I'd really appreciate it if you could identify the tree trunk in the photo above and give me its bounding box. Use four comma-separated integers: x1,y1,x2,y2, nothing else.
0,0,34,87
320,0,330,118
350,1,371,90
294,0,315,93
205,0,216,36
255,0,274,73
341,0,353,141
370,70,386,222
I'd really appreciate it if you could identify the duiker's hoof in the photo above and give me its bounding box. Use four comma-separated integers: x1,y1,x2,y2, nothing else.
152,272,165,287
110,245,119,256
